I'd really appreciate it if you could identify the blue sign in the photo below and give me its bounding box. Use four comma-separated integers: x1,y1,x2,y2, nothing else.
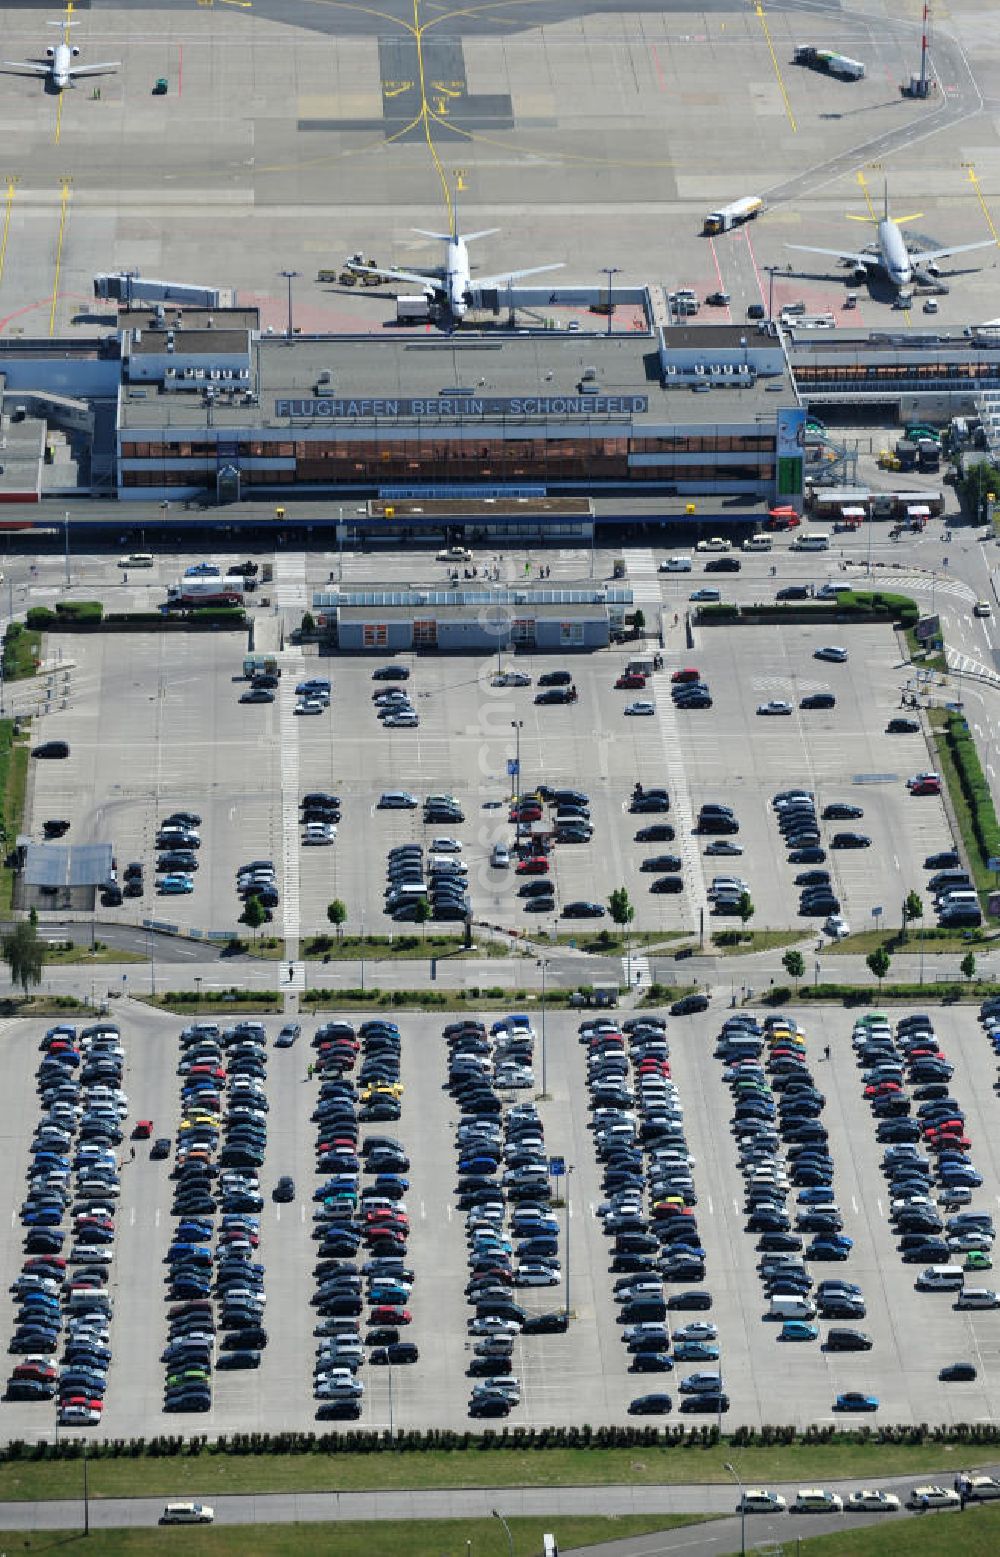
549,1157,566,1177
507,758,519,777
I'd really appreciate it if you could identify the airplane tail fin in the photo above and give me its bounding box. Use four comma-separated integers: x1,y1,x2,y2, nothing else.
412,228,456,243
461,229,501,243
48,18,78,25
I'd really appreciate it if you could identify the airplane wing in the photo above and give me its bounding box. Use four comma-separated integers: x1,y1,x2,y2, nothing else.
69,62,120,77
2,60,52,77
785,244,875,268
913,238,997,266
348,261,441,293
474,263,565,289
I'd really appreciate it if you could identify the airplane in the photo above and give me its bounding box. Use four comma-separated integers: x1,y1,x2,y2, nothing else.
349,212,563,321
3,20,119,92
786,186,996,292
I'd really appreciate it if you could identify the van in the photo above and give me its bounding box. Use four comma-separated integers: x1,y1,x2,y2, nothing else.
791,532,831,552
119,552,154,569
161,1504,215,1525
935,891,978,911
385,883,428,905
956,1287,999,1309
742,534,772,552
768,1290,814,1323
915,1265,963,1292
928,869,973,893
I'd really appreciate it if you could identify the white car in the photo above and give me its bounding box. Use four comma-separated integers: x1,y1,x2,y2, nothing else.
739,1490,787,1513
469,1316,521,1336
757,700,793,716
824,914,850,939
625,700,656,716
672,1321,717,1341
384,712,420,727
696,537,732,552
490,843,511,869
659,556,693,572
295,699,326,715
968,1476,1000,1500
430,837,462,853
847,1489,900,1512
493,669,532,687
908,1486,961,1510
302,827,335,846
814,645,848,663
792,1489,844,1513
438,546,473,562
514,1265,560,1286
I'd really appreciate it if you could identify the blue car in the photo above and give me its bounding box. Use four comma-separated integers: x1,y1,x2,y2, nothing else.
834,1391,878,1412
673,1340,719,1362
797,1187,837,1204
780,1320,819,1342
158,873,194,895
807,1236,853,1261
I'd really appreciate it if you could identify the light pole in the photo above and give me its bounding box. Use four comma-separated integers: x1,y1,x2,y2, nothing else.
724,1461,746,1557
539,956,548,1096
563,1163,574,1318
83,1440,90,1536
492,1508,514,1557
360,908,366,992
511,719,523,802
279,269,300,341
63,510,70,588
600,266,621,336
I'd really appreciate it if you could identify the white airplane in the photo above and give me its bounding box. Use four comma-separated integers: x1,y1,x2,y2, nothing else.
4,20,119,92
786,186,996,292
350,214,563,321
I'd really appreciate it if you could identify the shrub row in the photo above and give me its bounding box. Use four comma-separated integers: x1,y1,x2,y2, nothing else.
8,1421,1000,1462
24,606,244,632
944,712,1000,873
697,592,918,629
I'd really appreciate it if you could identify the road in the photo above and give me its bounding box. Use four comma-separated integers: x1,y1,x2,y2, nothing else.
0,1468,992,1547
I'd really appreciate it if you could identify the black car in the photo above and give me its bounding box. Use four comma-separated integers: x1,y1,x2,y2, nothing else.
373,665,410,681
696,814,738,835
32,741,70,759
795,869,830,887
217,1349,261,1369
538,670,572,686
776,585,811,601
822,803,863,820
43,819,71,838
887,717,920,734
641,854,682,874
800,692,836,711
925,850,960,870
635,824,675,843
671,993,710,1016
680,1393,729,1413
939,1361,977,1381
521,1311,568,1336
824,1328,872,1351
630,793,671,814
704,557,741,573
561,902,604,919
629,1392,673,1414
831,832,871,849
789,846,826,864
650,875,684,894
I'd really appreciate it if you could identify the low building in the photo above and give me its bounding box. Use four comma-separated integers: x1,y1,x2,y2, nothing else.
320,585,630,654
18,841,113,914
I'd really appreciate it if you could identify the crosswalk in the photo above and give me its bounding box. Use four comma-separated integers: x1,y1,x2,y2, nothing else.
886,573,977,605
273,552,308,609
622,547,662,607
622,950,651,988
946,648,1000,689
278,651,305,965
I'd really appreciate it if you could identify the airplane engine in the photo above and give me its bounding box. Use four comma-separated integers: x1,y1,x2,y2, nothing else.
926,261,940,278
71,46,80,57
853,265,867,282
45,46,55,58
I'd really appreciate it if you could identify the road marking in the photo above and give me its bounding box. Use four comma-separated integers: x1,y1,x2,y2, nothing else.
754,2,797,132
48,179,71,337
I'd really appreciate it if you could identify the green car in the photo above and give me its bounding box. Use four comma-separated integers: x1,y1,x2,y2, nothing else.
965,1251,992,1271
167,1368,209,1389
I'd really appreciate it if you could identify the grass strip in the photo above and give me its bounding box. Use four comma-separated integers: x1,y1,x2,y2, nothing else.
783,1501,1000,1555
0,720,29,912
3,1441,1000,1501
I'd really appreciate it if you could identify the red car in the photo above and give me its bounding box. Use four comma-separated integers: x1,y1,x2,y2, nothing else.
515,857,549,876
864,1081,901,1098
510,805,542,823
671,668,701,684
616,672,647,689
910,779,941,796
13,1362,56,1381
370,1305,412,1325
133,1120,154,1140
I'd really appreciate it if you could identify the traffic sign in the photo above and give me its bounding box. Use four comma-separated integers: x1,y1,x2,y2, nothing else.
548,1156,566,1177
507,758,519,777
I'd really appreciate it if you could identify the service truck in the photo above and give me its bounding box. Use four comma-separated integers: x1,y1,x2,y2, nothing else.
703,197,763,235
793,46,866,79
165,577,244,610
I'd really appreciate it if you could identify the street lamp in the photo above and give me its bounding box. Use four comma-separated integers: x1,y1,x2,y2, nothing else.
724,1461,746,1557
600,266,621,336
511,719,523,801
492,1508,514,1557
63,509,70,588
83,1440,90,1537
279,269,300,341
539,956,548,1096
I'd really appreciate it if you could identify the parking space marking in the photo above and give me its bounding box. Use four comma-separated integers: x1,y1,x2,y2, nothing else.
649,669,708,919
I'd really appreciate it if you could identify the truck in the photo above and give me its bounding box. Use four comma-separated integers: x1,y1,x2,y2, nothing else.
395,295,432,324
166,578,244,610
703,197,763,236
793,46,866,80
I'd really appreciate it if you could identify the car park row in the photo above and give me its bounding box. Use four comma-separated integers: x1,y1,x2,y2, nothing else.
6,1021,129,1427
712,1011,881,1410
451,1013,569,1418
582,1012,724,1418
311,1016,416,1421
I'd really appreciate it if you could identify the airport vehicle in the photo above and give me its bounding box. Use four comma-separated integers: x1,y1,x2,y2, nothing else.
348,214,563,322
3,20,119,91
786,186,996,294
793,45,865,79
703,197,763,235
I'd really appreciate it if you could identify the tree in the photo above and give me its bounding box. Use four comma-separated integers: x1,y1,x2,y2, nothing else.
782,948,805,990
633,608,645,636
412,895,431,941
901,890,923,944
867,945,891,989
960,949,977,982
959,458,1000,521
737,892,755,930
608,887,635,934
240,893,266,943
301,611,316,637
326,899,347,943
2,918,44,996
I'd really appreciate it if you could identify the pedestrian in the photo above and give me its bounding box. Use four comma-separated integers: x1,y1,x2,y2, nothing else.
307,1062,314,1081
823,1043,831,1061
129,1145,136,1162
287,964,294,983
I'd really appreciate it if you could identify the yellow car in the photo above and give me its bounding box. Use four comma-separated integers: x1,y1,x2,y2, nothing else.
361,1082,404,1100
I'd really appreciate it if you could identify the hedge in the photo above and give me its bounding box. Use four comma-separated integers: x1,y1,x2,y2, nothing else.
697,591,918,629
942,711,1000,872
7,1420,1000,1463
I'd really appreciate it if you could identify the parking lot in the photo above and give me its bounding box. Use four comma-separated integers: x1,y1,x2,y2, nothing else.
3,999,1000,1437
23,602,954,942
